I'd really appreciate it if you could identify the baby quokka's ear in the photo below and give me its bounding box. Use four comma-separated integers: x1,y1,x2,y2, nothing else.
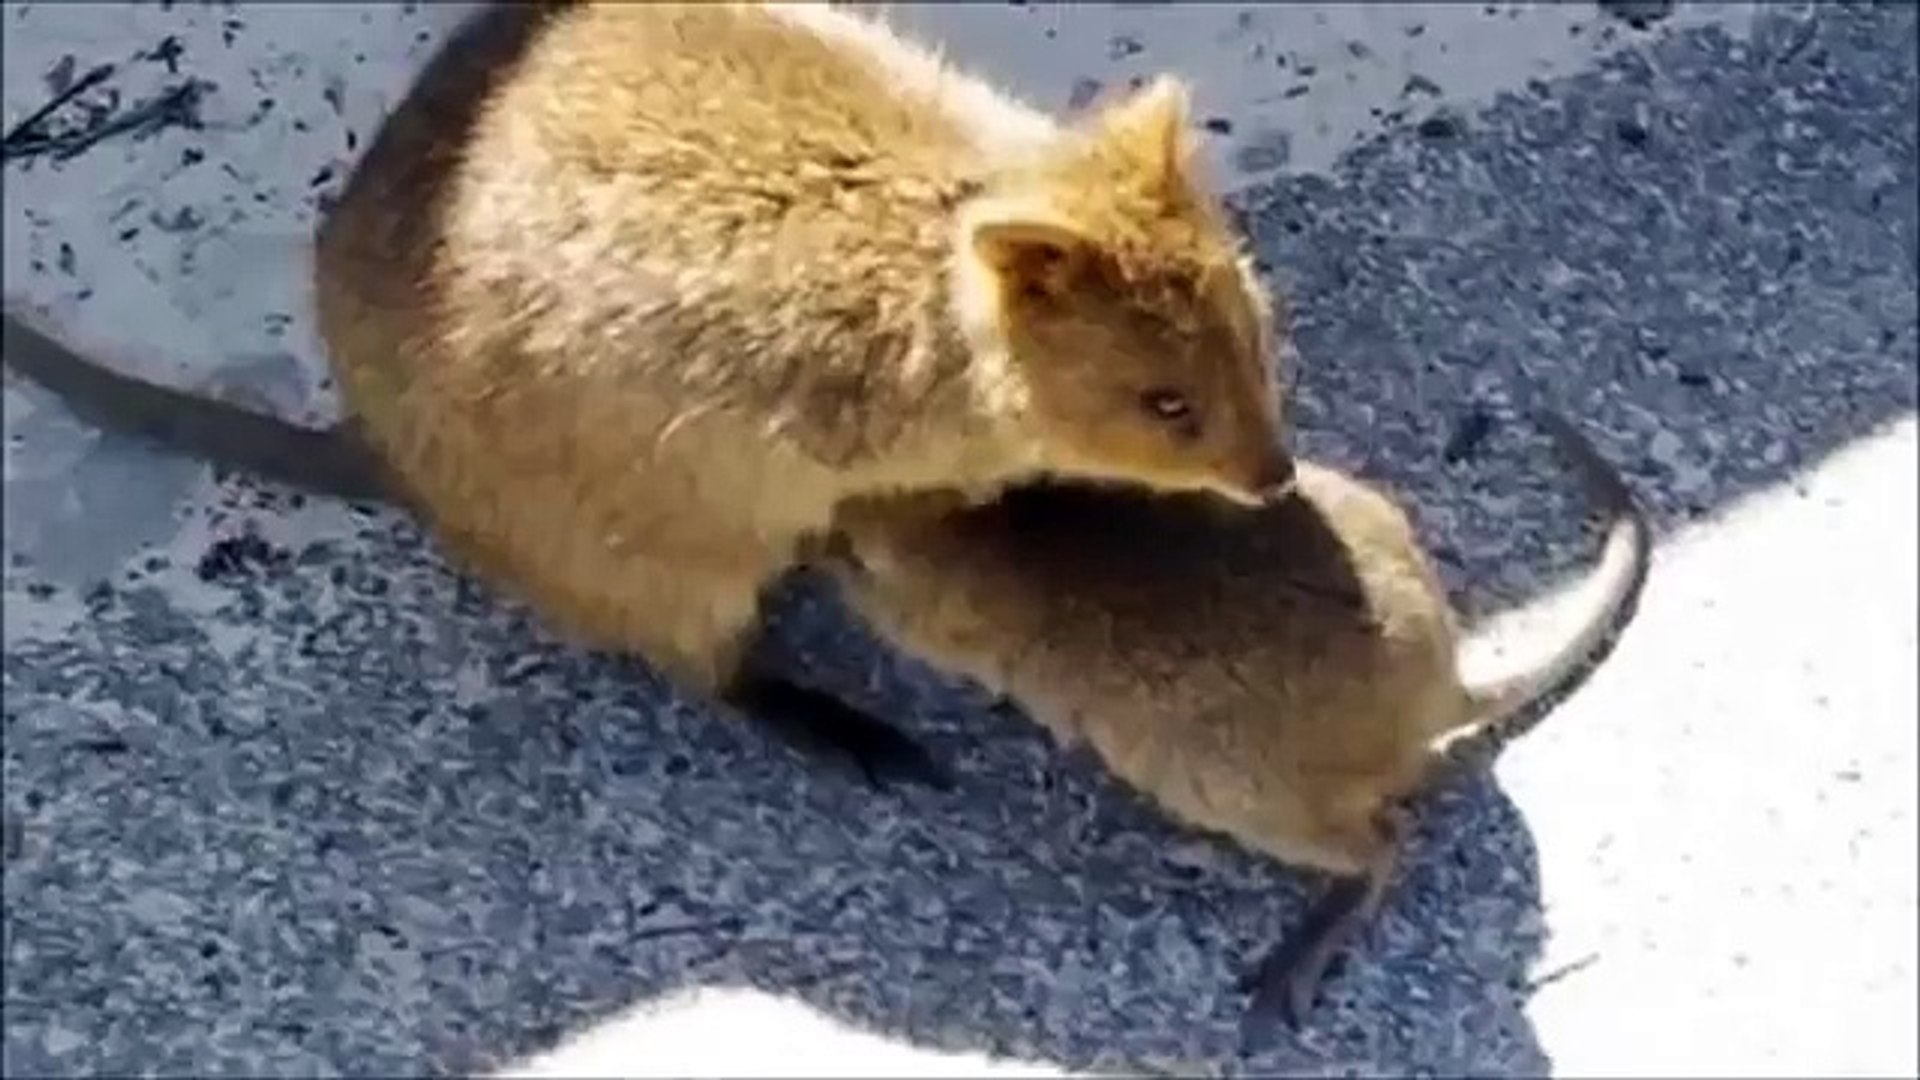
963,199,1091,303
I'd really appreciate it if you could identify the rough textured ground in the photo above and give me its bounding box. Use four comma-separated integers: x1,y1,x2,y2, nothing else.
3,2,1915,1077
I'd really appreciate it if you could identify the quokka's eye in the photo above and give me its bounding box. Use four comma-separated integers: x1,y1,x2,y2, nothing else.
1139,388,1193,423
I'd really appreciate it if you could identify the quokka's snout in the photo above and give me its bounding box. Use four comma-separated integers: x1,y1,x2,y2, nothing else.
1213,436,1298,506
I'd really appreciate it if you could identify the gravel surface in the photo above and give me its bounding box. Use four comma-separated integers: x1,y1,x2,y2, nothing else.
3,2,1915,1076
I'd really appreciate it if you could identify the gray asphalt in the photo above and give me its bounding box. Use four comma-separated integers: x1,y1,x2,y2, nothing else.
4,3,1916,1076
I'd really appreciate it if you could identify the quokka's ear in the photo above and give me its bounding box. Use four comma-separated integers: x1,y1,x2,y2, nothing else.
962,198,1090,302
1089,73,1197,191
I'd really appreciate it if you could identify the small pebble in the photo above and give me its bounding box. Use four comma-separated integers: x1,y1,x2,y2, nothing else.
1648,429,1686,466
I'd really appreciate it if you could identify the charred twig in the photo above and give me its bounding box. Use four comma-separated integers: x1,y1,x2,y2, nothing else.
1,61,117,155
3,68,211,164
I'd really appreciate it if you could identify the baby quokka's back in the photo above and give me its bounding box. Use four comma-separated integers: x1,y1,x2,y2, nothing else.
832,464,1470,873
313,0,1292,695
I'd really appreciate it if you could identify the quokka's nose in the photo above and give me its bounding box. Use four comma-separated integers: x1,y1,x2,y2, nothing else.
1247,449,1297,503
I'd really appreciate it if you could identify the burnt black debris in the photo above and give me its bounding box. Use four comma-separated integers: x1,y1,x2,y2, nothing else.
1443,404,1498,464
1418,110,1465,139
195,533,292,582
2,64,211,165
1598,0,1676,32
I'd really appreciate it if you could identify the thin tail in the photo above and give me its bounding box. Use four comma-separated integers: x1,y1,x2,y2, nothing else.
3,308,389,503
1452,408,1653,738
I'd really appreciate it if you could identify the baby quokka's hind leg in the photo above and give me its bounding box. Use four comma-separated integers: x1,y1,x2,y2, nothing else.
503,529,947,790
722,668,954,791
1241,803,1408,1034
668,583,950,792
712,561,950,791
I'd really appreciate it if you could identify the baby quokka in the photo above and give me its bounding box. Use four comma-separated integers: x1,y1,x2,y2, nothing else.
823,411,1651,1025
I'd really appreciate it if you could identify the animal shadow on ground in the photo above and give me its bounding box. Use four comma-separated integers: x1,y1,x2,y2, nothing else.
4,4,1914,1077
1,496,1552,1077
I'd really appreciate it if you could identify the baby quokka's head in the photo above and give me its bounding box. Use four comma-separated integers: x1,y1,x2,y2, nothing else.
953,75,1295,507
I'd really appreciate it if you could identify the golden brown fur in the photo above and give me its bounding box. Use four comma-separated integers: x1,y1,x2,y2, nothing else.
822,412,1650,1022
312,1,1289,694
